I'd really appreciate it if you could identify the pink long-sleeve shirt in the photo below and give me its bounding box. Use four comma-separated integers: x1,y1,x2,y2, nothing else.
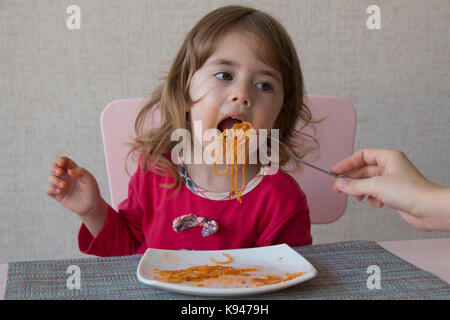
78,155,312,256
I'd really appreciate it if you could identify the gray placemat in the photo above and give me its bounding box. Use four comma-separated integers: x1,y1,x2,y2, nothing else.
5,241,450,299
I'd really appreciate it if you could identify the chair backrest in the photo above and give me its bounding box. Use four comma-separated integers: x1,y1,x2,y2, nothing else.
101,95,356,224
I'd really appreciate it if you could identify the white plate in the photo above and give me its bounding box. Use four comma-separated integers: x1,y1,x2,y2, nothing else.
136,244,317,296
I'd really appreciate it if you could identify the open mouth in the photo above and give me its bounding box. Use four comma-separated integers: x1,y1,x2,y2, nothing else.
217,116,244,132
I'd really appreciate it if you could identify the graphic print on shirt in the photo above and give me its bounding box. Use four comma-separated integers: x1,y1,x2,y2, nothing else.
172,213,219,237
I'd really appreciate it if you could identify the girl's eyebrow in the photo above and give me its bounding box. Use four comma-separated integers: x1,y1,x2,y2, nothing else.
207,58,282,83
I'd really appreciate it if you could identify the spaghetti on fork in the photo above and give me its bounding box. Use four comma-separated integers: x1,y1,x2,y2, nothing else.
213,121,255,203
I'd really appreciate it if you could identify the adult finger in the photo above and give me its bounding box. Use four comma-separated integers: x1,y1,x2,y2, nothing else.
334,176,381,199
331,148,384,175
331,182,365,201
342,165,381,179
368,196,384,208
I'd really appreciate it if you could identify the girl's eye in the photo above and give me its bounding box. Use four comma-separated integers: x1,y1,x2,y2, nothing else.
256,82,273,92
214,72,233,81
214,72,273,92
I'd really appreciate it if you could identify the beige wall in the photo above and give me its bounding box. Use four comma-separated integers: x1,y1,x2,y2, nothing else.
1,0,448,263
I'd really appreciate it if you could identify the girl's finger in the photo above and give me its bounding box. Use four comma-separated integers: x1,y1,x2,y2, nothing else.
45,185,61,197
48,174,66,189
57,156,80,170
68,167,84,178
51,163,66,176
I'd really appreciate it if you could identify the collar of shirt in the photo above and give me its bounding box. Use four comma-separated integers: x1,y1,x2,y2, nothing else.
177,158,274,201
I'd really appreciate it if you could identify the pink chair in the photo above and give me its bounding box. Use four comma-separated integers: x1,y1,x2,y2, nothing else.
101,96,356,224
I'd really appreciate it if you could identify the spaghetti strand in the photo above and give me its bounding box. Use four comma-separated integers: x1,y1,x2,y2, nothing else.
213,122,254,203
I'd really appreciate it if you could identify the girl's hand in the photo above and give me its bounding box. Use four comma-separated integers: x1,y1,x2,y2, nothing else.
330,148,448,232
46,156,103,218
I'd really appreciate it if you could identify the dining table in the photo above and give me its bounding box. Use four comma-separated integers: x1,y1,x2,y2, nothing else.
1,238,449,300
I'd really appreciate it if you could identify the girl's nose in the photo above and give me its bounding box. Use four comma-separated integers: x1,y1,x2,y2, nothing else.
230,86,251,108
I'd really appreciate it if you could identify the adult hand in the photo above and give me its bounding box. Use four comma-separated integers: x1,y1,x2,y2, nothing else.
331,148,450,232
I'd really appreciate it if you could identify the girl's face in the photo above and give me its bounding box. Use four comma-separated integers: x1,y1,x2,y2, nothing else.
188,32,284,147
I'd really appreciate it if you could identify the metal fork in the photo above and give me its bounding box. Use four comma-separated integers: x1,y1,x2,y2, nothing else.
276,139,339,178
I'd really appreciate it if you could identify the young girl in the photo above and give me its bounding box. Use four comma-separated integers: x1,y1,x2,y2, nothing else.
45,5,317,256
